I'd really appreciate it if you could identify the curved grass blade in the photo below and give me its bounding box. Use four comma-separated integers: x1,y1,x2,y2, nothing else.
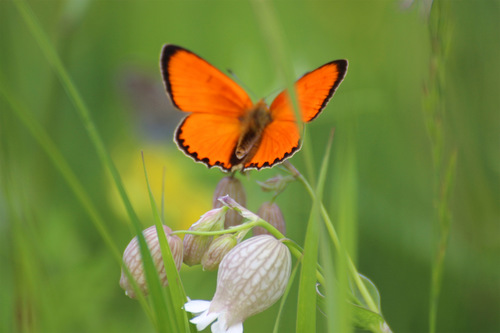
351,305,392,333
13,1,167,330
272,251,302,333
316,294,392,333
296,131,334,332
141,153,190,333
13,0,141,237
0,74,156,322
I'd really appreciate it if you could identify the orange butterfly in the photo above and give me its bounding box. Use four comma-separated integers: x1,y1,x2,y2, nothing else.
160,44,348,172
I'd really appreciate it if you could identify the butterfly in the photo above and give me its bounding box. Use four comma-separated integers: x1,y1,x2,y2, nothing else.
160,44,348,172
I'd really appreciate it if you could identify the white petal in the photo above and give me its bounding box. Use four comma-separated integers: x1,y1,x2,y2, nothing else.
184,299,211,314
211,320,223,333
191,310,219,331
211,319,243,333
226,322,243,333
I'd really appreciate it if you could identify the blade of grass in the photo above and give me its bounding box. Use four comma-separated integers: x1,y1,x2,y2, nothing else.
422,2,456,332
250,1,313,179
429,151,457,333
141,153,190,333
296,132,390,332
319,215,337,333
296,185,319,332
273,250,302,333
250,1,300,122
13,0,141,233
297,172,380,315
296,131,334,332
0,77,120,261
2,176,47,332
0,76,155,322
332,136,357,333
13,1,166,329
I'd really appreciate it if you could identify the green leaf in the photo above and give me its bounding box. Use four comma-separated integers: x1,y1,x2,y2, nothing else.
316,293,392,333
352,304,392,333
351,274,382,312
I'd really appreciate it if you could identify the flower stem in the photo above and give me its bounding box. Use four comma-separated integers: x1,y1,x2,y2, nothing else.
297,173,380,314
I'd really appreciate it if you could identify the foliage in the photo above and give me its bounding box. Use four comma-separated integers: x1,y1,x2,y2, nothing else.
1,1,498,332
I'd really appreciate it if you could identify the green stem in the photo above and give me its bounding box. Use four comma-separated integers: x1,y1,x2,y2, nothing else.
297,173,379,314
172,218,282,238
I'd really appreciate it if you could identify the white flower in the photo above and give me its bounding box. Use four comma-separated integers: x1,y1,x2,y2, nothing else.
119,225,183,299
185,235,291,333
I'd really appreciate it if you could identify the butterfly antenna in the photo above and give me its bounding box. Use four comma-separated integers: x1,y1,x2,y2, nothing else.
227,69,258,101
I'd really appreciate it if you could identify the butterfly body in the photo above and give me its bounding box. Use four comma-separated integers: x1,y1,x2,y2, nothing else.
161,44,347,172
234,100,271,158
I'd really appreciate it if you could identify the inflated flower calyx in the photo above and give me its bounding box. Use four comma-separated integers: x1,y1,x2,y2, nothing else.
253,202,286,237
201,234,238,271
183,207,227,266
213,176,246,228
119,225,183,299
185,235,292,333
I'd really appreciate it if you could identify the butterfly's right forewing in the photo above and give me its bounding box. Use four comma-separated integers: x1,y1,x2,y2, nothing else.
244,60,348,170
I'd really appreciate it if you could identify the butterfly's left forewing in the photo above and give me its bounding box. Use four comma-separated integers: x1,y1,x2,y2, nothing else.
161,45,254,171
161,45,253,116
175,114,241,171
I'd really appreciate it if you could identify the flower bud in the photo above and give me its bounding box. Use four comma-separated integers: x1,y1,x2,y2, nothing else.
201,234,238,271
119,225,183,299
253,202,286,237
183,207,227,266
257,174,295,194
185,235,291,332
213,176,246,228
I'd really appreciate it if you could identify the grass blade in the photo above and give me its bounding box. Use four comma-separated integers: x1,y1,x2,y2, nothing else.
13,0,141,233
0,72,156,323
12,1,169,329
273,252,302,333
141,153,190,333
296,131,334,332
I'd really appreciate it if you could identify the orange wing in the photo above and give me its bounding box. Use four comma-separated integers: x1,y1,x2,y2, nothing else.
269,60,348,123
246,60,348,169
175,114,241,171
161,44,253,116
160,45,254,171
244,120,301,170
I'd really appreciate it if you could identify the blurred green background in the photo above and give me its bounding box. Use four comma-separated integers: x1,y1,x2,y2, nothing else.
1,1,498,332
